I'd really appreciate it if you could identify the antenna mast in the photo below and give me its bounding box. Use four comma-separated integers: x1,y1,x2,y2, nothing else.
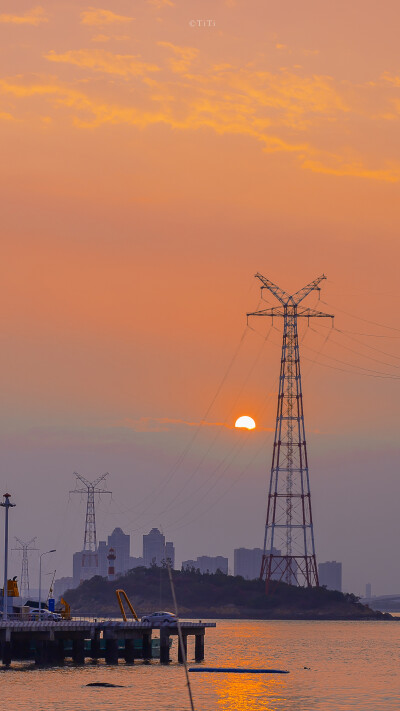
12,537,38,597
248,274,334,591
70,473,111,582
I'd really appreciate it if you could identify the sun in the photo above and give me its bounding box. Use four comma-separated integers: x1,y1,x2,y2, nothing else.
235,415,256,430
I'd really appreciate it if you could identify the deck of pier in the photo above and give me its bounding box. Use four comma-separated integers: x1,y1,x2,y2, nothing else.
0,619,216,667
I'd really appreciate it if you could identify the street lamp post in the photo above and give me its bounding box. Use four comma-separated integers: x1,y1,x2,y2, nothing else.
1,494,16,622
38,549,56,619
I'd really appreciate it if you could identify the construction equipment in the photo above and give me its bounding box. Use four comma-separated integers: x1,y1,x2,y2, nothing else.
59,597,71,620
1,578,19,597
116,589,139,622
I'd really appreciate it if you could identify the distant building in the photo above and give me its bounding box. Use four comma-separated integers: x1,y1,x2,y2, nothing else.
143,528,174,568
234,548,262,579
54,576,74,600
182,559,197,571
182,555,228,574
143,528,165,567
234,547,282,580
318,561,342,591
365,583,372,598
73,551,83,588
108,527,130,575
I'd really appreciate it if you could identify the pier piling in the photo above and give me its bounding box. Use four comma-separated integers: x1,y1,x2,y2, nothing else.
105,638,119,665
160,628,170,664
178,632,188,664
195,633,205,662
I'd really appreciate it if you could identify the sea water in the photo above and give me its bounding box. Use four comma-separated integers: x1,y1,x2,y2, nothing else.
1,619,399,711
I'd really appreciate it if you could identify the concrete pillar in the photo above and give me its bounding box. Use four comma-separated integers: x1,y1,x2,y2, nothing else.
105,638,119,665
124,638,135,664
2,640,12,667
160,628,170,664
45,640,64,666
195,633,204,662
142,633,152,660
56,639,65,664
90,635,101,661
35,640,49,666
12,638,30,660
178,633,187,664
72,638,85,664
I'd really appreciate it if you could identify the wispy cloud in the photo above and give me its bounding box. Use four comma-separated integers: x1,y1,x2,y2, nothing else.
80,7,134,26
2,53,400,183
45,49,159,77
158,42,198,73
0,6,48,25
147,0,175,8
302,159,400,183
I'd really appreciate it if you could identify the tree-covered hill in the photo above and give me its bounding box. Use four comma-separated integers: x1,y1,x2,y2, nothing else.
63,567,392,620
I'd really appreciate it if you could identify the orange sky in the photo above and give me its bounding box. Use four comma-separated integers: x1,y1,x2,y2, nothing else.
1,1,400,595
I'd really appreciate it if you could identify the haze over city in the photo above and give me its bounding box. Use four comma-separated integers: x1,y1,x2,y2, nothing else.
1,0,400,599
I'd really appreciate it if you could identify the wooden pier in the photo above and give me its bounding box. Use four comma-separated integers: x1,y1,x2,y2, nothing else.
0,619,216,667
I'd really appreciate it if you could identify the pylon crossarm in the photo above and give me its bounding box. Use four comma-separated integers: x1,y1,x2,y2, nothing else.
247,306,285,319
73,473,92,489
254,273,290,305
297,307,334,319
292,274,326,305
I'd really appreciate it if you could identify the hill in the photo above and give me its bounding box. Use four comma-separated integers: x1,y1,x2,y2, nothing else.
63,567,392,620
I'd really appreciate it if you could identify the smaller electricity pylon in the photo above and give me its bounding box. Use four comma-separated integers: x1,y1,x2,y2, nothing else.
70,473,111,581
12,537,38,597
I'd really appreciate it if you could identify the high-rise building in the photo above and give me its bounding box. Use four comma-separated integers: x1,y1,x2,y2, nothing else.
182,555,228,574
73,551,83,588
108,527,130,575
234,547,282,580
318,561,342,592
365,583,372,598
234,548,263,579
143,528,166,567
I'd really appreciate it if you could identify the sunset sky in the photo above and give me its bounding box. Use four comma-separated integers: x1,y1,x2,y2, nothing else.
1,1,400,595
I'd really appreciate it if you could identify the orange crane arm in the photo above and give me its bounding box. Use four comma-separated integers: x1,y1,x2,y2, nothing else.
116,589,139,622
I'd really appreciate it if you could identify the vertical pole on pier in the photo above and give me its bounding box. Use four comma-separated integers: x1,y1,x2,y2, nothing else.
160,627,170,664
90,634,100,661
1,494,15,621
142,632,152,660
72,638,85,664
105,637,119,665
124,638,135,664
2,637,12,666
177,632,187,664
195,633,204,662
56,639,65,665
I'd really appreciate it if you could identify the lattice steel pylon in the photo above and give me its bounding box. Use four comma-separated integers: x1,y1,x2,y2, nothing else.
247,273,334,592
12,537,38,597
70,473,111,580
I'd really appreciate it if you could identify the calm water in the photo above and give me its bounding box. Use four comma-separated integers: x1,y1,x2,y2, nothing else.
1,620,399,711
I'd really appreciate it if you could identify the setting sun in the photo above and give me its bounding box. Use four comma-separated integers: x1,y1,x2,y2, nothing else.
235,416,256,430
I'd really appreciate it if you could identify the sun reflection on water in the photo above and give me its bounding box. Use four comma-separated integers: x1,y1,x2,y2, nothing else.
214,674,286,711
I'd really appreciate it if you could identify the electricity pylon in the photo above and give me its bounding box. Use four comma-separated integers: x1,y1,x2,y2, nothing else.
247,274,334,592
12,537,38,596
70,473,111,580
